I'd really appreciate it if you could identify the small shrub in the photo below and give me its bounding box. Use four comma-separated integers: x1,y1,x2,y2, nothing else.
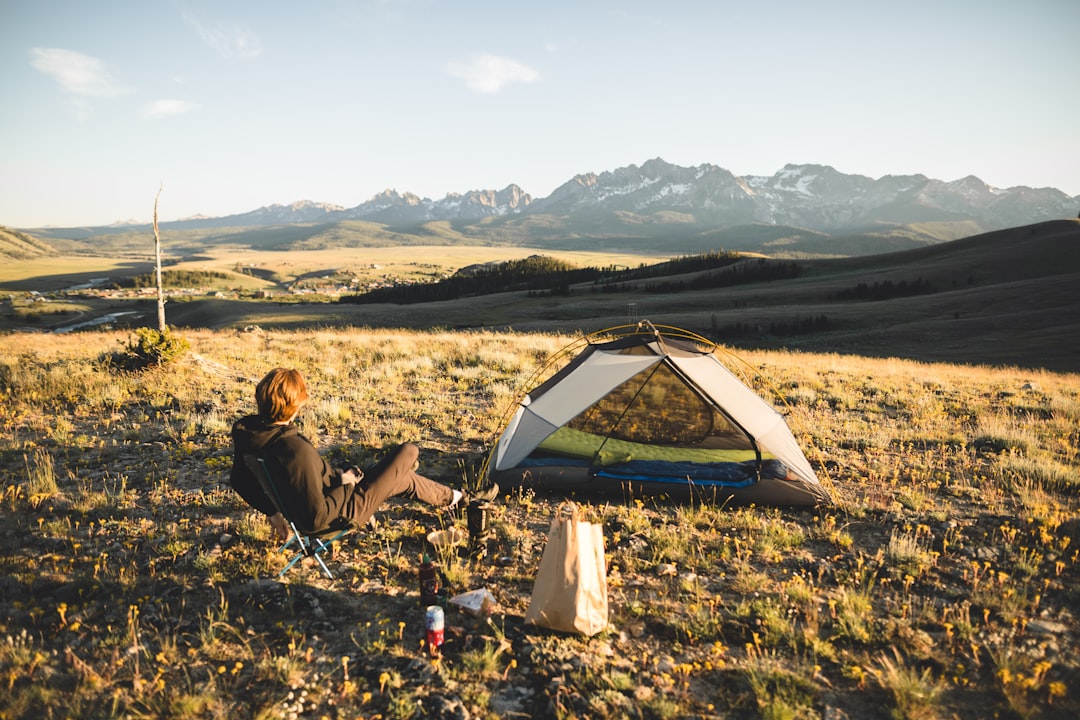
110,327,190,370
744,646,819,720
24,448,58,504
885,529,937,576
871,648,947,720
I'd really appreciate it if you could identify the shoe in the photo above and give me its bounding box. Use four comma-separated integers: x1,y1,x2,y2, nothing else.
446,483,499,510
469,483,500,505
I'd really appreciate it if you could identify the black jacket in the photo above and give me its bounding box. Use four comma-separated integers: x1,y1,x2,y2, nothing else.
229,414,347,532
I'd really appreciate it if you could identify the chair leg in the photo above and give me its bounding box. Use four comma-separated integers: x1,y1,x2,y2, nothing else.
277,550,307,577
276,526,311,578
313,552,335,579
274,528,351,580
276,545,334,579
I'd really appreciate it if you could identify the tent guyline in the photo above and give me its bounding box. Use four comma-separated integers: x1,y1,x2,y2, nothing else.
481,321,831,507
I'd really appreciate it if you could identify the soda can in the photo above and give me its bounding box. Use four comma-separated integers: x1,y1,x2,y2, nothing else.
425,605,445,653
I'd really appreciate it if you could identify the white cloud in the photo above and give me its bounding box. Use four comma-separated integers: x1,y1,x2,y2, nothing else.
184,13,263,60
445,53,540,94
142,99,198,118
30,48,131,97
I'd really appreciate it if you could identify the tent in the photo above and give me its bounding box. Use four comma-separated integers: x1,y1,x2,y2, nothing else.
484,323,830,506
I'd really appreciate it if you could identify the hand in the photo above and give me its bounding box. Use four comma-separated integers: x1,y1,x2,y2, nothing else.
340,467,364,486
268,512,290,541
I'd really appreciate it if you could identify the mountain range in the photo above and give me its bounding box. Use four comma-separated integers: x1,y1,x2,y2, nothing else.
16,159,1080,258
158,158,1077,233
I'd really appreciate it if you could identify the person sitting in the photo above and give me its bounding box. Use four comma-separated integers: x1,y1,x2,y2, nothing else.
229,367,496,539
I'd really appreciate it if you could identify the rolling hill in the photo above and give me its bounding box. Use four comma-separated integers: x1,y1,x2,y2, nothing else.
0,225,55,260
156,220,1080,372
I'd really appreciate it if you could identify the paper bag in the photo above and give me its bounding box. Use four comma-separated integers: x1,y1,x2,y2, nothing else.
524,502,608,636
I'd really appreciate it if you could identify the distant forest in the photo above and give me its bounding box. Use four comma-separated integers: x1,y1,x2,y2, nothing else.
597,259,802,296
117,269,232,289
834,278,937,301
340,252,802,305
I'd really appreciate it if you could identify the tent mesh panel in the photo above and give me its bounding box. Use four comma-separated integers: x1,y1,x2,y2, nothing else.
567,362,746,447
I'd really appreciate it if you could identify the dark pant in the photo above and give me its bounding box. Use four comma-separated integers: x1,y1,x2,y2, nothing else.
343,443,453,526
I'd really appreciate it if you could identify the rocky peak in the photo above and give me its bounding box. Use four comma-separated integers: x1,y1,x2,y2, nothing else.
148,159,1077,236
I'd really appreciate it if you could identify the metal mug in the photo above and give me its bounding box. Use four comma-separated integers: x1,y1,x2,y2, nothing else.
466,501,489,539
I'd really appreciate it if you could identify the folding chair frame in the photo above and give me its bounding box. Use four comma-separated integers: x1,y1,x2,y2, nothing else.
244,454,354,580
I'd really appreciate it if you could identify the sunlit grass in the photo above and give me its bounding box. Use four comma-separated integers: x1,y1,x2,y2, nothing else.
871,648,948,720
0,329,1077,719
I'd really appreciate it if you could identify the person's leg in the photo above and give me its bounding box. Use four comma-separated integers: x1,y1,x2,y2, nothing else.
344,443,454,526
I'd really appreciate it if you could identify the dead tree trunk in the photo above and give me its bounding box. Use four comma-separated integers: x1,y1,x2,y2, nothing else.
153,185,166,332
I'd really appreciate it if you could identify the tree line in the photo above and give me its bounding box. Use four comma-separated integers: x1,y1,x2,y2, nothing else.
599,259,802,295
834,278,937,301
339,251,792,305
711,314,831,339
116,269,232,289
340,256,596,304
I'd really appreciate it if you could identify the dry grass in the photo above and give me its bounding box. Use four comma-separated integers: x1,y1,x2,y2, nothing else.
0,328,1077,719
0,247,666,293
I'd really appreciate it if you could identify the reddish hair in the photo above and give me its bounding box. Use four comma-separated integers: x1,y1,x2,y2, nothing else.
255,368,310,423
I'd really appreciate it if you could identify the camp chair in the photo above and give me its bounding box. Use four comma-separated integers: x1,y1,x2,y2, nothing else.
243,454,357,580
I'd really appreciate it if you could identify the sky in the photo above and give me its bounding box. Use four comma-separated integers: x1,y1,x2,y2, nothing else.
2,0,1078,228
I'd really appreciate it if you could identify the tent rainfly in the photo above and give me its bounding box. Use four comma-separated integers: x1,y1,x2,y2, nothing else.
484,324,830,507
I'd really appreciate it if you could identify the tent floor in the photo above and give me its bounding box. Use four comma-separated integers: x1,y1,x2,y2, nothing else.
489,464,830,507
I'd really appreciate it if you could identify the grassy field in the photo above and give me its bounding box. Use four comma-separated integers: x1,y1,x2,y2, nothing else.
4,221,1078,373
0,328,1077,719
0,247,669,295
